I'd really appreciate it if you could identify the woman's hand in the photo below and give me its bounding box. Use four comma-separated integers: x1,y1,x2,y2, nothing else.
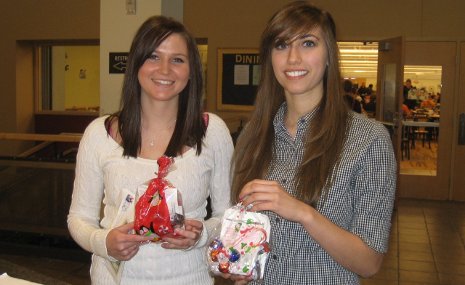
161,219,204,250
106,222,153,261
239,179,312,223
219,273,252,285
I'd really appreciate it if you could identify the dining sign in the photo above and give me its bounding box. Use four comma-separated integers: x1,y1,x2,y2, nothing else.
217,48,260,111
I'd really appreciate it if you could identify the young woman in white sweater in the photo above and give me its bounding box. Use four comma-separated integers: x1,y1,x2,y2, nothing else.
68,16,233,285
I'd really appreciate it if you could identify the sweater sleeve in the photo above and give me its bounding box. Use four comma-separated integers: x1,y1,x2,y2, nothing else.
67,117,113,260
198,113,234,247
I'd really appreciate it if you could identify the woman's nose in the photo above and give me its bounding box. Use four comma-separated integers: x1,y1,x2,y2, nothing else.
158,59,170,74
287,46,302,64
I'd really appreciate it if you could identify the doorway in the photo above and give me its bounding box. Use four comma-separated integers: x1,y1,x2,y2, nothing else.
340,40,459,200
400,65,442,176
451,42,465,201
398,42,457,200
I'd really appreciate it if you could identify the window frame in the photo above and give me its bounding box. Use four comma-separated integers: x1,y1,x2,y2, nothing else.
33,39,99,115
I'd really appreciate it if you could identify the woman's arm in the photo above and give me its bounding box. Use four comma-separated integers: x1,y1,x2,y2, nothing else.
300,205,384,277
204,114,234,244
68,118,153,260
67,119,110,258
240,180,383,277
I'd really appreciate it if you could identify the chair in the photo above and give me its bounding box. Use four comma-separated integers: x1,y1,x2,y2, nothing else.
401,125,411,160
412,114,432,149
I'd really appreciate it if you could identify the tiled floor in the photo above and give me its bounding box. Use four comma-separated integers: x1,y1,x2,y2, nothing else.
362,198,465,285
1,198,464,285
399,138,438,176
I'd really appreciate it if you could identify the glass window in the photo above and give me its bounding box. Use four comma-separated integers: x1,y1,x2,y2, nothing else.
35,41,99,113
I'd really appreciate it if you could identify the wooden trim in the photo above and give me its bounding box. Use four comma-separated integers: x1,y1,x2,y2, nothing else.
0,222,70,237
0,132,82,142
18,141,53,157
0,159,76,170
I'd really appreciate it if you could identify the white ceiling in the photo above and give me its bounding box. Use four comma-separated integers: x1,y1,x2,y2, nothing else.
338,42,442,81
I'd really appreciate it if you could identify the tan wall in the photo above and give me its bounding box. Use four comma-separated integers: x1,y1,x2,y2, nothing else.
183,0,465,130
99,0,163,116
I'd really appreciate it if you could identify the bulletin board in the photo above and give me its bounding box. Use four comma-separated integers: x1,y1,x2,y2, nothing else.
217,48,260,111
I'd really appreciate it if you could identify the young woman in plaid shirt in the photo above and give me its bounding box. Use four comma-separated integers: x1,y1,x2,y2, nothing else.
228,1,396,284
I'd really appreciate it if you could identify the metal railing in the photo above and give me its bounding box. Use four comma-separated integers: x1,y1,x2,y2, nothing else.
0,132,82,236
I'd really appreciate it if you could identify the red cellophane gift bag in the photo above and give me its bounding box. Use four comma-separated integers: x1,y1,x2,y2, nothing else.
134,156,184,242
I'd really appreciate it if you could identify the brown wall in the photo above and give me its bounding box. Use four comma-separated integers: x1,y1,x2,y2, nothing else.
0,0,99,154
183,0,465,201
2,0,465,143
183,0,465,126
1,0,464,198
454,43,465,201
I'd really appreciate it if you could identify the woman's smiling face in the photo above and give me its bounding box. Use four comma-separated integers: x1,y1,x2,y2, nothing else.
138,33,190,103
271,27,328,99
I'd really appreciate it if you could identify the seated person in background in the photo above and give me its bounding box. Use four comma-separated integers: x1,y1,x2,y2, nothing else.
402,102,412,119
343,79,363,114
357,82,369,96
420,95,436,109
362,95,376,114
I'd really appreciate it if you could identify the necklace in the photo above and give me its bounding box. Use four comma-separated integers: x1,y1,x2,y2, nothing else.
146,119,177,147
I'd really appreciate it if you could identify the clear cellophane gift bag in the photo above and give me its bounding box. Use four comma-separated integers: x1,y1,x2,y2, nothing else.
207,203,271,280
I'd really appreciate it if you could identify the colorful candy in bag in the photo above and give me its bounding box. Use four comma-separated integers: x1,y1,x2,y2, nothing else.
207,203,271,280
134,156,184,242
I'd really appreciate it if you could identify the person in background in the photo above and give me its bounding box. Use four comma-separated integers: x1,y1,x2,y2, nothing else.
357,82,369,96
420,94,436,109
343,79,363,114
403,79,417,110
367,83,374,95
402,101,412,119
227,1,397,284
362,94,376,116
68,15,233,284
403,79,413,99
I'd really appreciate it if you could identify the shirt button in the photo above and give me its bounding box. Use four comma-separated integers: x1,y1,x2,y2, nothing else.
275,217,280,223
281,179,287,184
272,254,278,260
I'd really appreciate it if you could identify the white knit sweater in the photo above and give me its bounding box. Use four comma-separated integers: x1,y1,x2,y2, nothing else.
68,113,233,284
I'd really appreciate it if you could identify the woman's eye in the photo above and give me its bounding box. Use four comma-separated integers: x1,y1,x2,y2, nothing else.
148,53,159,60
172,57,185,63
274,42,288,50
303,40,316,47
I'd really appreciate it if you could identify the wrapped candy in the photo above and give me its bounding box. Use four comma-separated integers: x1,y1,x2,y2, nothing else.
134,156,184,242
207,203,271,280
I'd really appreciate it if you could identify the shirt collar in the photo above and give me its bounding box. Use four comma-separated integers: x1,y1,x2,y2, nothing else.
273,102,319,140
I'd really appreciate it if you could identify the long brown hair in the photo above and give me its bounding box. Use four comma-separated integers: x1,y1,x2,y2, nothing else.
231,1,349,206
105,16,205,158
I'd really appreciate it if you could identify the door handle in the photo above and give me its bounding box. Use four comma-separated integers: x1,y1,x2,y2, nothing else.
393,111,401,129
459,113,465,145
